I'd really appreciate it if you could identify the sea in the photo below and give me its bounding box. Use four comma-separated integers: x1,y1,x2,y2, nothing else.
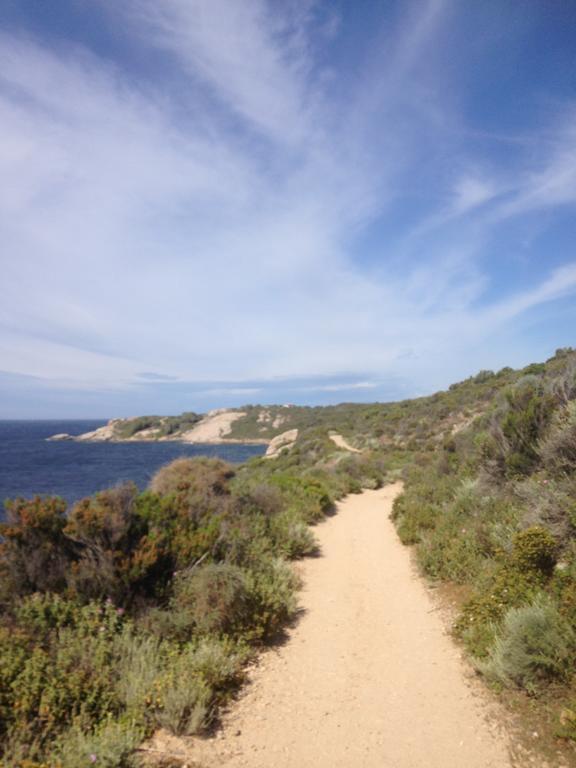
0,420,266,514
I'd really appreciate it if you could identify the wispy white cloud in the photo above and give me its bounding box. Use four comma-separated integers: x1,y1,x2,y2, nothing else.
301,381,379,393
451,175,499,214
124,0,320,146
485,264,576,324
493,122,576,220
1,1,575,416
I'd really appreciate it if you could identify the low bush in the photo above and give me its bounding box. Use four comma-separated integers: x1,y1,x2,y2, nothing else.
268,474,334,524
53,719,143,768
514,476,576,541
455,527,557,658
154,674,210,737
66,483,167,604
244,557,300,641
480,595,576,690
390,465,459,545
269,510,318,559
171,563,250,636
539,402,576,477
509,526,557,577
0,496,74,598
151,638,248,735
114,628,164,718
419,529,484,584
479,376,556,478
149,457,234,498
0,598,125,762
114,416,162,439
186,636,250,691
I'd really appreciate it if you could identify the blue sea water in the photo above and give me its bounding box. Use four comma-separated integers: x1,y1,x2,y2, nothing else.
0,421,266,512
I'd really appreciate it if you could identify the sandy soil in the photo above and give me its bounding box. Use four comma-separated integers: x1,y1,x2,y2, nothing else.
329,432,362,453
170,483,513,768
180,411,247,443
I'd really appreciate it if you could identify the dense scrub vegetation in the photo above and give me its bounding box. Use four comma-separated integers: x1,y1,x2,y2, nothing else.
391,347,576,750
222,372,518,448
0,439,386,766
113,413,202,440
3,347,576,765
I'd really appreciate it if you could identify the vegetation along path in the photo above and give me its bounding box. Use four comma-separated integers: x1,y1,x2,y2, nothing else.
191,483,512,767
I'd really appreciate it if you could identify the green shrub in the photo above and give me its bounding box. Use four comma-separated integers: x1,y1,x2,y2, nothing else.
268,474,333,524
53,719,143,768
391,469,458,545
9,602,123,741
114,415,162,439
65,484,167,604
15,592,79,638
152,639,247,735
215,509,271,569
0,598,128,760
155,412,201,438
0,496,73,597
480,377,555,478
510,526,557,577
171,563,250,636
480,595,576,690
419,530,484,583
539,402,576,477
331,453,385,492
0,626,28,738
269,510,318,559
113,628,164,719
144,636,248,735
514,476,576,541
232,482,283,518
454,526,556,658
154,673,210,736
185,636,250,691
149,457,234,498
394,500,438,545
244,557,300,640
456,565,542,658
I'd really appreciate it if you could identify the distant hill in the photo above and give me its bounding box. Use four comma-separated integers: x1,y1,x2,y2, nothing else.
59,351,573,454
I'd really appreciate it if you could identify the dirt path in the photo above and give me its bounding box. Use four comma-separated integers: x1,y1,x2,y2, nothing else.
186,483,513,767
328,432,362,452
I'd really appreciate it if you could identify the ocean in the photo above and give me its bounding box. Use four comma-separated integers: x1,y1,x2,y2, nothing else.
0,420,266,512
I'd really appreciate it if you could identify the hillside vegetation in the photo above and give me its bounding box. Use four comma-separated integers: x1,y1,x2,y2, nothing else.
392,347,576,754
0,431,385,765
2,347,576,765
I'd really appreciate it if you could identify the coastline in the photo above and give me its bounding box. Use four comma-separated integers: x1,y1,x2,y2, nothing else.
75,436,270,446
47,409,272,447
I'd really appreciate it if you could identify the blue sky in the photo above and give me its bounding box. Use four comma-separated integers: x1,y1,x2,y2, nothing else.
1,0,575,418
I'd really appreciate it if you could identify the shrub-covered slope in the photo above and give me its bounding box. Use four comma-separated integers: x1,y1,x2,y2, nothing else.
2,346,576,765
0,435,385,766
392,347,576,756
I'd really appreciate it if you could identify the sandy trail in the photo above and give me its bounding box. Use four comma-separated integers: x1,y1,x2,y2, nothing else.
329,432,362,453
190,483,512,768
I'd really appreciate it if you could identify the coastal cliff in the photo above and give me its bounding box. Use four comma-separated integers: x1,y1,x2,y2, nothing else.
46,406,367,459
48,408,282,446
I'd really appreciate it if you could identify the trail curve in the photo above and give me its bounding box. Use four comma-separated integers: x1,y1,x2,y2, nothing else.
158,484,514,768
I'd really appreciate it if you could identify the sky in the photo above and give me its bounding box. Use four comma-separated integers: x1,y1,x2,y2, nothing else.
1,0,576,418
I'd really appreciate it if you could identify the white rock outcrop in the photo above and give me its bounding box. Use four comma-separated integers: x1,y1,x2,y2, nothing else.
265,429,298,458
